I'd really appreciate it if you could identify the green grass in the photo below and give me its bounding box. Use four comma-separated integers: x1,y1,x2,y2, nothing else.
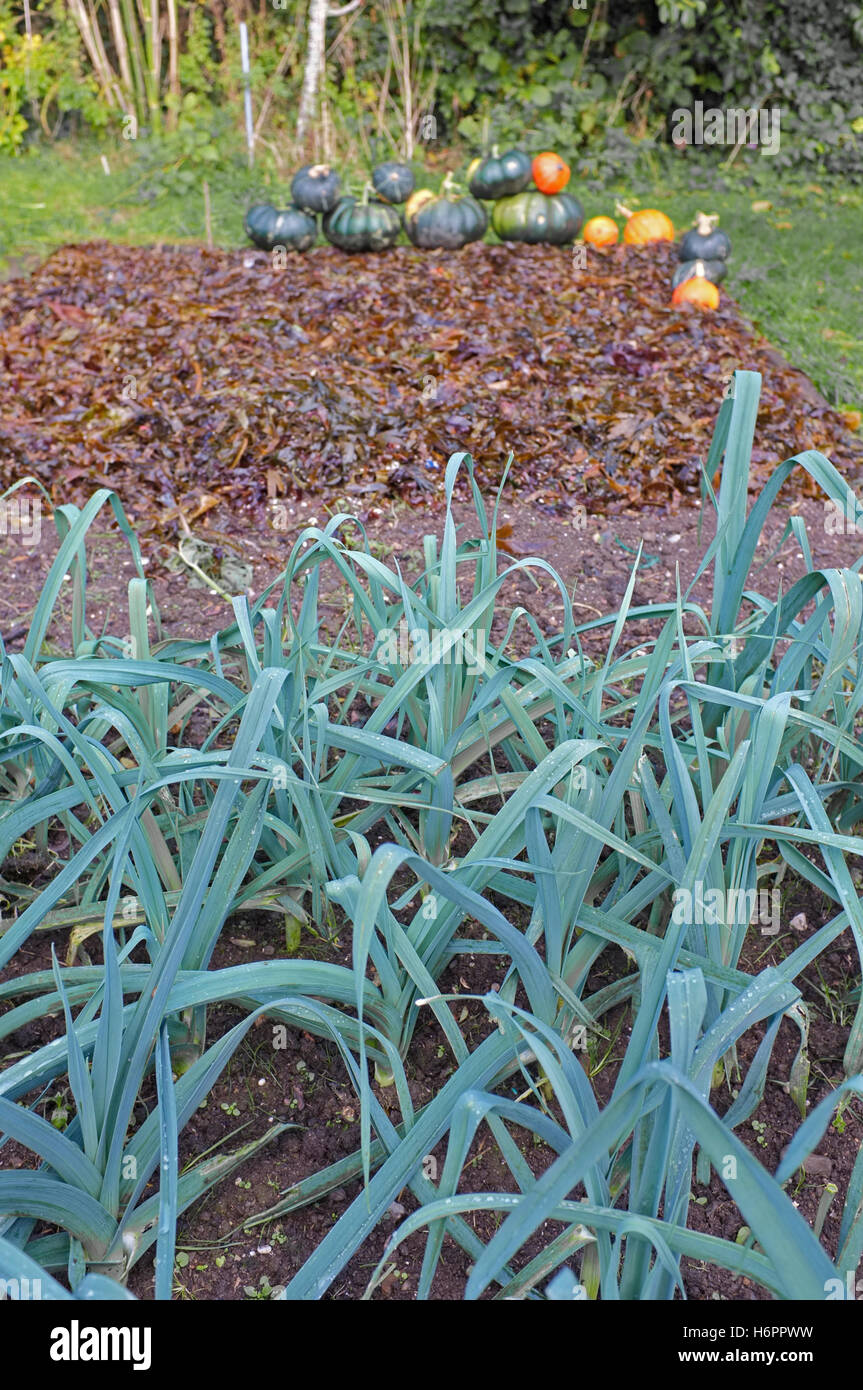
1,140,861,407
0,140,267,269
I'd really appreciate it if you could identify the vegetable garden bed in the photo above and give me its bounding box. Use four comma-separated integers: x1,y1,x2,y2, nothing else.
0,239,860,530
1,233,863,1303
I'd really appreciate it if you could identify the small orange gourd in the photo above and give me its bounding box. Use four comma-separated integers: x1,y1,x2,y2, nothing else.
671,275,720,310
616,200,675,244
583,215,619,247
532,152,570,194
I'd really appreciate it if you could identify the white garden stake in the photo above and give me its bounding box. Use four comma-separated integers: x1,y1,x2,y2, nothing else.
239,22,255,167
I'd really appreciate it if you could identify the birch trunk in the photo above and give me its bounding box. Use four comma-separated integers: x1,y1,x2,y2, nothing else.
166,0,180,128
296,0,361,144
296,0,328,144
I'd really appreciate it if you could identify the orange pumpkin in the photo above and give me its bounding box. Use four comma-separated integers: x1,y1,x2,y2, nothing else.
671,275,719,310
532,152,570,194
583,215,619,247
616,201,674,245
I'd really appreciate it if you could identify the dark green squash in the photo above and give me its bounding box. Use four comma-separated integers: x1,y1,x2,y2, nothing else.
244,203,317,251
679,212,731,262
269,206,318,252
672,257,727,289
467,146,532,200
290,163,342,214
491,190,584,245
244,204,278,248
371,161,415,204
404,175,487,249
323,193,401,252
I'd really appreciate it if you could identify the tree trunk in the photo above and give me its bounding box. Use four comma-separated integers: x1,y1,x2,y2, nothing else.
296,0,361,145
296,0,328,144
166,0,180,128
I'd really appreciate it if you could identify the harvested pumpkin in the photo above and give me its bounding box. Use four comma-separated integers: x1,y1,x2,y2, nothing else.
492,191,583,245
583,215,619,247
291,163,342,214
671,274,720,310
244,203,278,248
243,203,317,252
322,189,401,252
679,211,731,262
532,151,570,194
467,147,532,200
672,256,727,289
616,201,674,245
371,161,415,204
404,174,487,249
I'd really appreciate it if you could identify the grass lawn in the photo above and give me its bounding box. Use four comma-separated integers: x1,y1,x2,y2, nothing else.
650,176,863,413
1,140,861,415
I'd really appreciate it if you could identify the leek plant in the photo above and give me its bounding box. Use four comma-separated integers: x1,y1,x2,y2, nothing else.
2,370,863,1300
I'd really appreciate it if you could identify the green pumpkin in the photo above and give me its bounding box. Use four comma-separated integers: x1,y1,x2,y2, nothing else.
404,178,487,249
672,257,727,289
244,203,317,251
371,161,415,204
290,163,342,214
244,203,278,248
323,194,401,252
492,191,584,245
467,146,532,200
679,212,731,262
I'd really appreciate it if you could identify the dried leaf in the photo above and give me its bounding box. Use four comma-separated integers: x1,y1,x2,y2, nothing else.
0,240,858,530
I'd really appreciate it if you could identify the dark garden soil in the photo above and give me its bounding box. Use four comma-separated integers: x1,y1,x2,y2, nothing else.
1,241,863,1300
2,487,863,665
4,861,860,1302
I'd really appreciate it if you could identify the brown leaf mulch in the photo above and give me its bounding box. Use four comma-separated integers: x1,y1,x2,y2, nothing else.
0,238,860,529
